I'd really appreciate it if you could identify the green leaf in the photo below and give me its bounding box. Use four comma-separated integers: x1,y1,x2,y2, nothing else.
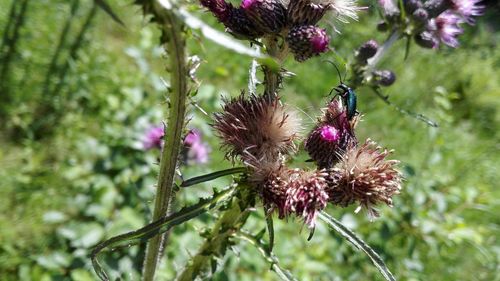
180,167,247,187
94,0,125,26
91,186,237,281
318,211,396,281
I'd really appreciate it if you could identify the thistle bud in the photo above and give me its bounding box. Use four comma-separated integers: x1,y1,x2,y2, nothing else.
326,139,402,219
403,0,423,13
414,30,439,48
355,40,379,63
200,0,264,39
287,0,328,26
423,0,451,18
377,21,389,32
411,8,429,23
286,25,330,62
305,99,358,168
240,0,287,34
373,70,396,86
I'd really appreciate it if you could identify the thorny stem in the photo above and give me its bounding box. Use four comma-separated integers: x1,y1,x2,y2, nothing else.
176,185,255,281
141,2,188,281
263,35,287,99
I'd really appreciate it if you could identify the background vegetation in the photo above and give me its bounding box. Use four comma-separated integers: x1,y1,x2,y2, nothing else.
0,0,498,280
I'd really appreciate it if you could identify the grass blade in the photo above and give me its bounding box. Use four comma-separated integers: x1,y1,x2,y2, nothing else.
180,167,247,187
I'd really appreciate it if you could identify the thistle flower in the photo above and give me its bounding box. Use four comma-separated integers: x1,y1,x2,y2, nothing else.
355,39,379,63
213,93,301,163
304,99,358,168
449,0,485,25
285,169,329,227
403,0,423,13
378,0,400,19
143,126,164,150
287,25,330,62
327,139,402,219
287,0,328,25
183,129,211,164
414,30,440,48
200,0,264,39
372,69,396,86
241,0,287,34
251,162,290,219
430,11,464,48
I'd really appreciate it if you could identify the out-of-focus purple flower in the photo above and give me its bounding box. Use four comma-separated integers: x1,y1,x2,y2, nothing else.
143,126,164,150
449,0,485,25
430,11,464,48
184,129,211,164
378,0,400,18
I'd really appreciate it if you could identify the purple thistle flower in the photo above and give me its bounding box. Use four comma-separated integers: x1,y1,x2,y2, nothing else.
284,170,329,227
304,99,358,168
143,126,164,150
287,0,328,26
320,125,340,142
449,0,485,25
378,0,400,18
430,11,464,48
184,129,211,164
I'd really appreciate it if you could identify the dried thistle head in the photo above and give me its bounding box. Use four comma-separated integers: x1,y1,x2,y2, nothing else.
250,161,291,219
327,139,402,220
285,169,329,227
305,99,358,168
213,93,301,163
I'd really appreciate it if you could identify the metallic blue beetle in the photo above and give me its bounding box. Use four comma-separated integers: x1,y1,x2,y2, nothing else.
327,62,358,120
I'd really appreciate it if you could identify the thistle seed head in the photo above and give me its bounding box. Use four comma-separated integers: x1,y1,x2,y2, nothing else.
284,169,329,227
213,93,301,164
327,139,402,220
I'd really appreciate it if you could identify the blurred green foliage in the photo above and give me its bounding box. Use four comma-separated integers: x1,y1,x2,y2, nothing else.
0,0,498,280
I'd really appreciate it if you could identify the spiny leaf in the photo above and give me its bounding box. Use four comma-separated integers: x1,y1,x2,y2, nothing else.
94,0,125,26
181,167,247,187
318,211,396,281
90,187,237,281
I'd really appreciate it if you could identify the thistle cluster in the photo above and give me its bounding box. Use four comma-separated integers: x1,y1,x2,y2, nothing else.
378,0,485,48
213,93,402,227
200,0,364,61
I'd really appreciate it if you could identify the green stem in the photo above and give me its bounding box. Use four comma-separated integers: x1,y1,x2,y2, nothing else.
234,230,298,281
176,184,255,281
141,3,188,281
365,30,400,77
91,187,237,281
263,36,283,98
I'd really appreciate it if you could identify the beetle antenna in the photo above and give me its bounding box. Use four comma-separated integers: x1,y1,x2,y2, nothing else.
323,59,343,84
